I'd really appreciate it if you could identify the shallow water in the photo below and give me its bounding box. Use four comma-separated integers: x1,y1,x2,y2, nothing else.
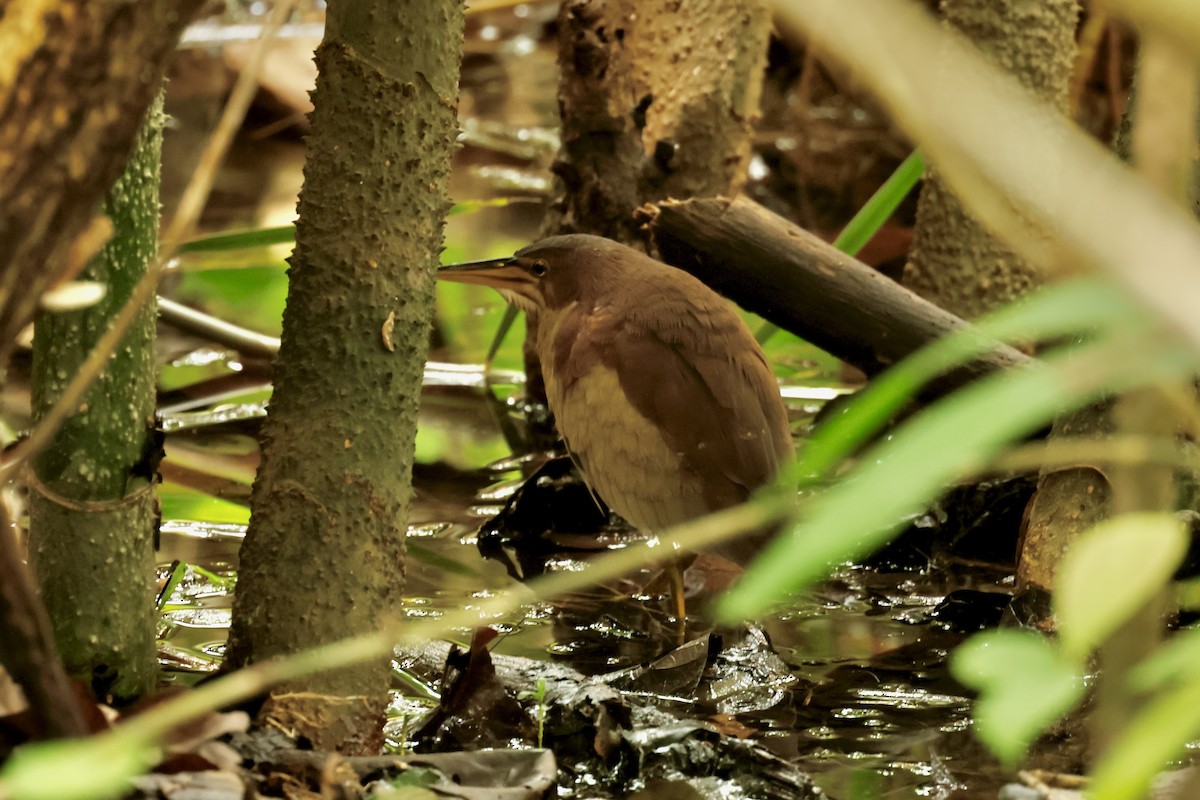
142,6,1052,793
154,371,1063,800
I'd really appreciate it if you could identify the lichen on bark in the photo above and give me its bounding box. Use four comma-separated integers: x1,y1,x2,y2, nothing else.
28,92,165,702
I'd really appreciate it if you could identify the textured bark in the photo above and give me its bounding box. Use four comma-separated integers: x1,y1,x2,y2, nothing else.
902,0,1080,319
549,0,771,244
28,93,164,702
0,0,203,366
226,0,465,753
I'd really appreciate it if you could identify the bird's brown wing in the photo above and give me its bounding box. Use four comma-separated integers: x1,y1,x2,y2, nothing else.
583,306,792,512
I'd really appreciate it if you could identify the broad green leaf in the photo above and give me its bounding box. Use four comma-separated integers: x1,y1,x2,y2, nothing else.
159,482,251,525
1175,576,1200,611
172,265,289,337
1129,624,1200,692
377,766,443,791
413,414,511,469
1054,513,1187,661
435,280,527,371
718,329,1196,621
1087,675,1200,800
0,733,159,800
950,630,1085,766
799,278,1136,483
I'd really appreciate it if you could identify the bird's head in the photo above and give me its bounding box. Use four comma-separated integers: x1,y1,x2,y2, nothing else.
438,234,627,314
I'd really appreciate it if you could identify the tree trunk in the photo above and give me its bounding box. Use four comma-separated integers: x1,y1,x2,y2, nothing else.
28,93,165,703
226,0,465,754
549,0,771,244
0,0,203,367
1016,404,1113,597
902,0,1079,319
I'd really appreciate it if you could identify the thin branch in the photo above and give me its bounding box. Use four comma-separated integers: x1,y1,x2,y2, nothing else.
157,296,281,360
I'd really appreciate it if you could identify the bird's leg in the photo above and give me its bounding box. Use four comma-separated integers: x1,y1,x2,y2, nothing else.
667,558,688,646
644,551,697,645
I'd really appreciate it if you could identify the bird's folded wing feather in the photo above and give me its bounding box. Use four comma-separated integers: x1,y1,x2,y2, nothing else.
558,301,791,512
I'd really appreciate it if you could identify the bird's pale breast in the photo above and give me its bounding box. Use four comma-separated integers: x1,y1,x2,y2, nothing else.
546,363,712,533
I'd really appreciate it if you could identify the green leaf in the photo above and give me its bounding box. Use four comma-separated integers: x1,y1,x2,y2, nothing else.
447,197,537,216
172,265,289,338
0,733,159,800
435,281,528,371
379,766,442,788
950,630,1085,766
798,278,1136,483
832,149,925,256
1054,513,1188,661
485,303,521,365
178,225,295,253
1129,624,1200,692
1175,576,1200,611
1087,675,1200,800
718,327,1196,622
159,482,251,525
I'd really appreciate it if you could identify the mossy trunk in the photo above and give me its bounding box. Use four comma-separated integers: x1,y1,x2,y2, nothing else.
28,93,164,703
902,0,1079,318
225,0,465,753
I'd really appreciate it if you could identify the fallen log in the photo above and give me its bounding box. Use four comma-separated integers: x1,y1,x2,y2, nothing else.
639,196,1030,397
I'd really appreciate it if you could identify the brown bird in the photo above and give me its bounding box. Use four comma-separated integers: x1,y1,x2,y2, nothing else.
440,234,792,563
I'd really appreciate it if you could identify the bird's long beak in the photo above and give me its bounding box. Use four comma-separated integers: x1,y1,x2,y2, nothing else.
438,257,540,309
438,256,517,284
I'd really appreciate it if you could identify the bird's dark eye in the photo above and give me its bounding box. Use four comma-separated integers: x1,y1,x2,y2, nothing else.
529,259,549,277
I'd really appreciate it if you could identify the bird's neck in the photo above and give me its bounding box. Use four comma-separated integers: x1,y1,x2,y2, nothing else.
534,301,583,407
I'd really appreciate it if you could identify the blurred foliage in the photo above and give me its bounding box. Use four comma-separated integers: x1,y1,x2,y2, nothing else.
159,481,250,525
172,263,290,338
